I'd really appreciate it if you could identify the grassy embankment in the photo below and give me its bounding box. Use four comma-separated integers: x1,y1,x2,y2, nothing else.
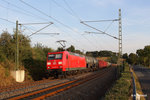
105,63,131,100
105,63,145,100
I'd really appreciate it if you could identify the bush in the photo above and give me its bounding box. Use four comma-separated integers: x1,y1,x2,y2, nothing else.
105,63,131,100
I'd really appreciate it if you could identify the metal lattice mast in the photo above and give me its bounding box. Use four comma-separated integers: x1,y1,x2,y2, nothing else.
118,9,122,58
16,20,19,70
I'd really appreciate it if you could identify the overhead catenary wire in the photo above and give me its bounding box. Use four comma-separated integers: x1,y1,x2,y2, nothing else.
51,0,96,50
52,35,87,52
0,17,15,24
82,19,118,51
0,0,80,46
28,22,53,37
81,18,119,52
20,22,53,25
19,0,97,51
22,24,83,49
21,24,57,37
80,21,119,40
84,20,115,34
83,19,118,23
52,24,91,51
1,0,49,21
52,0,78,20
19,0,78,34
0,0,105,51
52,0,94,49
63,0,81,21
104,20,115,32
1,0,87,52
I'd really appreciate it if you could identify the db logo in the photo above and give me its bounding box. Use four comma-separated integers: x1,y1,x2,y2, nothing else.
53,61,56,65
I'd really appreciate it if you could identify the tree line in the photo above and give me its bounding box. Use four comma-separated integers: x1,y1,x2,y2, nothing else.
123,45,150,67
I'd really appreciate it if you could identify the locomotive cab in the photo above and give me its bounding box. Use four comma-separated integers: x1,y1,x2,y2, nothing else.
47,53,64,70
47,51,86,78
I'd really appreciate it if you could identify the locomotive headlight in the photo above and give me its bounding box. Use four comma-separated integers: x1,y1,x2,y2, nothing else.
47,62,51,65
58,62,62,64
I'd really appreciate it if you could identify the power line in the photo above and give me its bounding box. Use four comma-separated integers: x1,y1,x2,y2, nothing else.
80,21,119,40
19,0,97,51
19,22,54,37
52,0,76,19
27,22,53,37
52,35,87,52
19,0,75,32
19,0,80,36
52,23,96,51
52,0,81,21
0,17,15,24
83,19,118,23
51,1,93,49
63,0,81,21
1,0,49,21
104,21,115,32
20,22,53,25
52,24,90,50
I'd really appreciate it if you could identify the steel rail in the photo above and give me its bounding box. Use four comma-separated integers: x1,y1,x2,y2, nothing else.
33,67,112,100
8,67,111,100
8,79,79,100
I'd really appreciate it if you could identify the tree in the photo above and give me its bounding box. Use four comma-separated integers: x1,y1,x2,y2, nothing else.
98,50,113,57
66,45,75,52
109,55,118,64
57,47,65,51
86,52,93,57
122,53,128,61
136,49,145,57
75,50,83,55
0,31,14,60
136,46,150,67
143,46,150,67
128,53,137,65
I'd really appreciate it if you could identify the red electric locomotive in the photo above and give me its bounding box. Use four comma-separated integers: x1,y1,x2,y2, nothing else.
47,51,86,78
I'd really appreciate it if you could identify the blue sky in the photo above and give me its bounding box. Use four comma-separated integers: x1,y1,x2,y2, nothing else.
0,0,150,54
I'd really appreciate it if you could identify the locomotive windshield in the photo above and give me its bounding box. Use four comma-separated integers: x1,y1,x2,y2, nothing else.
48,54,63,60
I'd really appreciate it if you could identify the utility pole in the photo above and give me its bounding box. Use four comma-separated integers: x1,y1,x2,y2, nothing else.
12,21,54,82
16,20,19,70
118,9,122,58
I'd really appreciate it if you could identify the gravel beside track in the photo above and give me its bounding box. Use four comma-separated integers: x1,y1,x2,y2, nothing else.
45,67,116,100
34,67,116,100
0,70,101,100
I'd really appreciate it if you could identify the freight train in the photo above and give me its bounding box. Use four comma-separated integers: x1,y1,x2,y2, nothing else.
47,51,109,78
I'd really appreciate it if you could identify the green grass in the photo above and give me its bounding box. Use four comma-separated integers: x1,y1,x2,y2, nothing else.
105,63,131,100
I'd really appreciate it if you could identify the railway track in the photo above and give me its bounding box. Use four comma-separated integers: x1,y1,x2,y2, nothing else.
0,78,61,99
0,78,54,93
8,67,112,100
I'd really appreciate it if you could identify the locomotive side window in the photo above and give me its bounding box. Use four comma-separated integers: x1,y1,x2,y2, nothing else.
48,54,62,60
